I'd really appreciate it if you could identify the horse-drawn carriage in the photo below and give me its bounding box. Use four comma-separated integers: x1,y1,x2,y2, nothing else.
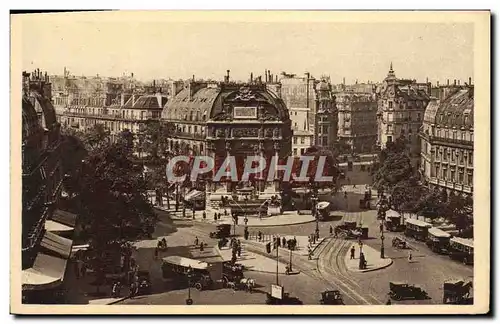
388,281,429,301
222,261,255,292
391,236,408,249
320,290,344,305
334,221,368,239
443,279,473,304
209,223,231,239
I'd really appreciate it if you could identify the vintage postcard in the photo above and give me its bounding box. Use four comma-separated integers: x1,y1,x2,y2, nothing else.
10,10,490,315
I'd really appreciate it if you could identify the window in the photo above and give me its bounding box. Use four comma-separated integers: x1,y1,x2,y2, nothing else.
417,113,421,121
442,168,447,180
293,137,298,144
471,133,474,142
408,127,412,134
468,152,473,165
387,135,393,143
450,170,455,182
388,101,393,109
294,122,298,129
443,148,448,161
408,134,412,142
467,173,473,186
435,165,440,177
458,170,464,183
451,149,455,162
300,148,305,155
453,131,457,140
461,132,466,141
437,129,441,137
300,137,305,144
387,112,394,122
445,130,449,138
387,125,393,133
293,148,298,156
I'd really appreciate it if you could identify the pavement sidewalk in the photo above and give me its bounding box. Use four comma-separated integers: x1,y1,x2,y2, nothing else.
154,205,316,227
344,244,393,273
241,234,330,258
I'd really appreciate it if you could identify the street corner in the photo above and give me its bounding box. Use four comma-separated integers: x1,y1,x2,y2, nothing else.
344,244,394,273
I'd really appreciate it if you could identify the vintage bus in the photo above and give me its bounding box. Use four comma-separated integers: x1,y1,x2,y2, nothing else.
448,237,474,265
161,256,216,290
404,218,432,241
384,209,404,232
426,227,452,254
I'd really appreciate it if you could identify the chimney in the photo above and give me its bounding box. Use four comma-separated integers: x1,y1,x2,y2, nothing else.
268,70,272,83
458,80,460,86
250,72,253,83
454,79,457,86
131,73,134,78
275,75,278,83
265,69,268,82
226,70,230,83
469,77,472,85
437,81,440,87
192,75,195,81
447,79,450,86
343,77,345,85
426,77,429,83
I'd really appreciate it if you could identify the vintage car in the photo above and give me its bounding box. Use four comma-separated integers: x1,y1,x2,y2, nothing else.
209,223,231,239
334,221,368,239
389,281,429,301
265,292,303,305
443,279,473,304
391,236,408,249
320,290,344,305
137,270,152,295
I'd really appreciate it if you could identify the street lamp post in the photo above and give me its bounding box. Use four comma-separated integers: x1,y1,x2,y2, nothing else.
380,222,385,259
186,266,193,305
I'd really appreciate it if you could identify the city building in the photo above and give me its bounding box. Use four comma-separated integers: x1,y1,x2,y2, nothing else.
22,70,77,302
334,82,378,154
314,78,338,151
376,63,431,162
420,82,474,195
161,70,292,211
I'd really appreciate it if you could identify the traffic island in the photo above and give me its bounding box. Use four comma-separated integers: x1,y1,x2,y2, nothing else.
214,245,288,275
344,244,393,273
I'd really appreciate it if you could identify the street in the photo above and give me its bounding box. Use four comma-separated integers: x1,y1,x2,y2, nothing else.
114,201,473,306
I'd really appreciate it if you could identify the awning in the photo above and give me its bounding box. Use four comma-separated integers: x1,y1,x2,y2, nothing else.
40,231,73,259
52,209,77,227
184,190,204,201
45,219,74,233
22,253,68,291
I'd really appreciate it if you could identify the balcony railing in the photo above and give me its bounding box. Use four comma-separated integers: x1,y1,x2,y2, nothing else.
173,132,205,140
427,177,473,194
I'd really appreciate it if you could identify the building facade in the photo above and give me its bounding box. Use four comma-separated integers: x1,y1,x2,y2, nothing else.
314,78,338,151
377,63,431,161
22,70,77,301
161,72,292,208
334,83,378,154
419,85,474,195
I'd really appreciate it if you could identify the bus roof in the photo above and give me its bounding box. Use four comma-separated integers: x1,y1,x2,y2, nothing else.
428,227,452,238
386,209,401,218
450,237,474,248
162,256,209,270
405,218,432,228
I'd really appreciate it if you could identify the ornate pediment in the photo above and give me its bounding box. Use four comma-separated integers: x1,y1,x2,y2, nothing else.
234,86,257,101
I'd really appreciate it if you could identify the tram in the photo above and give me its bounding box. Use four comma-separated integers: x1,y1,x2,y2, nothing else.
404,218,432,241
448,237,474,265
426,227,452,254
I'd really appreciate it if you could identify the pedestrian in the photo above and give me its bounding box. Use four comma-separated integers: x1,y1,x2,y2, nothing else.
329,225,333,236
282,237,287,248
224,209,228,216
350,246,355,260
192,209,195,219
408,251,413,263
237,245,242,257
214,213,217,222
154,247,159,260
379,223,384,232
194,236,199,246
258,231,262,242
386,298,392,305
200,242,204,252
202,211,206,219
244,217,248,225
277,236,281,247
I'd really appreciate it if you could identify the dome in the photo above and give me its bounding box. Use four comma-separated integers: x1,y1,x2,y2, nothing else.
316,80,330,91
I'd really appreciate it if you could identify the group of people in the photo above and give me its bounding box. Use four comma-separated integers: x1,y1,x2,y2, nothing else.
154,238,168,260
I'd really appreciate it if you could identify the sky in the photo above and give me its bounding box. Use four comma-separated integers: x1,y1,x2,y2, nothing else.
16,12,474,85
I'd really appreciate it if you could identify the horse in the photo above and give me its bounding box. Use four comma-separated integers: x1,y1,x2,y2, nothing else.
226,281,237,290
239,278,256,293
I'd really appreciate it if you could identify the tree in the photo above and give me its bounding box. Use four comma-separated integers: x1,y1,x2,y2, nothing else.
445,193,473,236
81,123,110,152
59,134,88,199
413,187,446,222
78,141,157,275
139,121,175,161
372,144,413,191
117,129,135,155
390,176,425,215
300,146,340,191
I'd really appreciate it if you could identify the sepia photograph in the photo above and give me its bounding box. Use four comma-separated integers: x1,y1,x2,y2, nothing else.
10,10,490,315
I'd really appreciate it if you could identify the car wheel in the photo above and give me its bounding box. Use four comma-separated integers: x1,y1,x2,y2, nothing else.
194,283,203,291
395,295,402,301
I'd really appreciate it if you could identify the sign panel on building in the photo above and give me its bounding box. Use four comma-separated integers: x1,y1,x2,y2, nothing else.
234,106,257,119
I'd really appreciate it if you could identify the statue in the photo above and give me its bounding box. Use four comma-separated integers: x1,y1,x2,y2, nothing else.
273,128,280,138
265,128,273,138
